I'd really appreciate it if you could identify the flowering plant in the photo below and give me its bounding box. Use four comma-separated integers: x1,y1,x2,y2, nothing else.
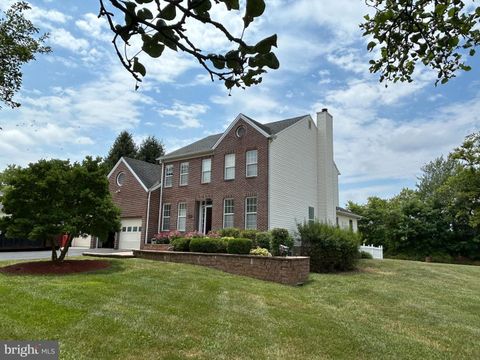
183,230,205,239
152,230,182,244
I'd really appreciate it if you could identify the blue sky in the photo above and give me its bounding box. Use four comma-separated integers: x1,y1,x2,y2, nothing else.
0,0,479,205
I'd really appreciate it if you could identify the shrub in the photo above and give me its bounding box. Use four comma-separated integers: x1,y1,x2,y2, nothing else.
219,227,241,238
189,237,227,253
240,229,258,241
360,251,373,259
171,237,191,252
250,247,272,256
255,232,272,250
207,230,221,238
297,221,360,272
227,238,253,254
270,228,293,256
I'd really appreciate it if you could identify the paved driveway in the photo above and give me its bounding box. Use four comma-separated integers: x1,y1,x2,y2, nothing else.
0,248,126,261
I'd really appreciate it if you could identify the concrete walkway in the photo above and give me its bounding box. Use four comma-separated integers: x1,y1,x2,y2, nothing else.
0,248,132,261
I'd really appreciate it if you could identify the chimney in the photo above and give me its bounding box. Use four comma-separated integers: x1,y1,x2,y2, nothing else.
317,109,336,224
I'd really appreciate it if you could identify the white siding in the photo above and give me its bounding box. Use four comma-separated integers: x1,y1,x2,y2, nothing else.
337,214,358,232
317,111,336,224
269,117,318,234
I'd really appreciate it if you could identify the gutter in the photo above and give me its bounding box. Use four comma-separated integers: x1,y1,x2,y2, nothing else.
158,162,165,233
145,190,151,244
157,150,214,163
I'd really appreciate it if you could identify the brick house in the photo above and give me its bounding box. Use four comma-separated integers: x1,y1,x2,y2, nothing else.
102,109,360,250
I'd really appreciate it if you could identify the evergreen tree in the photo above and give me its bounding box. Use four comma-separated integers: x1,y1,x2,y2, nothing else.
137,136,164,164
104,131,137,171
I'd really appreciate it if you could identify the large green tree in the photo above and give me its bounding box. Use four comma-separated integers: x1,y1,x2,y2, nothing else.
104,131,138,171
137,135,164,164
362,0,480,85
0,1,51,109
99,0,278,90
348,132,480,260
0,157,121,262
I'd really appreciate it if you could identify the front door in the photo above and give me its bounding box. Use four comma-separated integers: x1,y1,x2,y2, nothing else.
198,200,213,235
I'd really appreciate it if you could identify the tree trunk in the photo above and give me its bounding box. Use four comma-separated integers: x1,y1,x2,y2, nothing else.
57,234,74,262
51,237,58,262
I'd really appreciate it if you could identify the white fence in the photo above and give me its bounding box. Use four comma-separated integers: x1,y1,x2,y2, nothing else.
359,244,383,259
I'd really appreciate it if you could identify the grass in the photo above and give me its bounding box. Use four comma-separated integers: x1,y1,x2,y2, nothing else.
0,258,479,360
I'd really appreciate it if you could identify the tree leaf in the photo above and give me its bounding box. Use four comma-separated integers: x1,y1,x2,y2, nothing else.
254,34,277,54
137,8,153,20
133,57,146,76
160,3,176,20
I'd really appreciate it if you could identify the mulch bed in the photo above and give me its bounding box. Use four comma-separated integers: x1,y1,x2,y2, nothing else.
0,260,111,275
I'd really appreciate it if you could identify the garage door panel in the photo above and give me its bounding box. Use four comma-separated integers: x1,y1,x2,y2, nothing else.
119,218,142,250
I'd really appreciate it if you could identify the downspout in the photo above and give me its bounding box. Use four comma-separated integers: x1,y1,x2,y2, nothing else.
145,190,151,244
158,162,165,233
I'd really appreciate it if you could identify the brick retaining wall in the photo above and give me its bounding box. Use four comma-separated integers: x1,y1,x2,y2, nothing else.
142,244,173,251
134,250,310,286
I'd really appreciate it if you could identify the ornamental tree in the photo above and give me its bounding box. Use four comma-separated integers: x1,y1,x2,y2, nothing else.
0,157,121,262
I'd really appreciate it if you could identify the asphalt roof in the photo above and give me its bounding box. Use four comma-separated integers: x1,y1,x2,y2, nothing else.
162,114,308,160
336,206,362,219
123,157,162,189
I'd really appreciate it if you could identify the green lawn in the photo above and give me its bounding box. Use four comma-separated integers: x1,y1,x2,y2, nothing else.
0,258,479,360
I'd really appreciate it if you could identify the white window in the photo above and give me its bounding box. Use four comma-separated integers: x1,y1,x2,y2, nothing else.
164,164,173,187
177,203,187,231
245,197,257,230
246,150,258,177
223,199,234,228
202,158,211,183
116,172,126,186
224,153,235,180
162,204,171,231
179,162,189,186
308,206,315,224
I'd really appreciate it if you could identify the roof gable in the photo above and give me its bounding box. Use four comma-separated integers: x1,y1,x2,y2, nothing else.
107,157,162,191
211,113,271,150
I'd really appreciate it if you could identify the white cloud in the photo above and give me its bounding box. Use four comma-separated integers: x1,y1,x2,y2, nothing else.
49,28,89,52
158,102,208,129
75,13,111,42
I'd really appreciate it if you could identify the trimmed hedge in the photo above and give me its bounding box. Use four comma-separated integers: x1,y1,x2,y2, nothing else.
227,238,253,254
297,221,360,272
270,228,293,256
239,229,258,241
255,232,272,250
219,227,241,238
189,237,227,253
171,237,190,252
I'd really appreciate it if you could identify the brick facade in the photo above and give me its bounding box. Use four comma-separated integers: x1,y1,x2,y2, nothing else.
108,161,148,248
160,119,269,233
134,250,310,285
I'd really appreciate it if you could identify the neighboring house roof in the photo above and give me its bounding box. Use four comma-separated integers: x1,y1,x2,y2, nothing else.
122,157,162,189
336,206,362,219
107,157,162,192
161,114,307,161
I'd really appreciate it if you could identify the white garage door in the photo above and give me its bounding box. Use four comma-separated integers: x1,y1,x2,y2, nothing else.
118,218,142,250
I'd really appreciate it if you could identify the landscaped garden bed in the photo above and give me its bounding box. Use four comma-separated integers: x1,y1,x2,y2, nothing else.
0,259,110,275
134,250,309,285
142,228,309,285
